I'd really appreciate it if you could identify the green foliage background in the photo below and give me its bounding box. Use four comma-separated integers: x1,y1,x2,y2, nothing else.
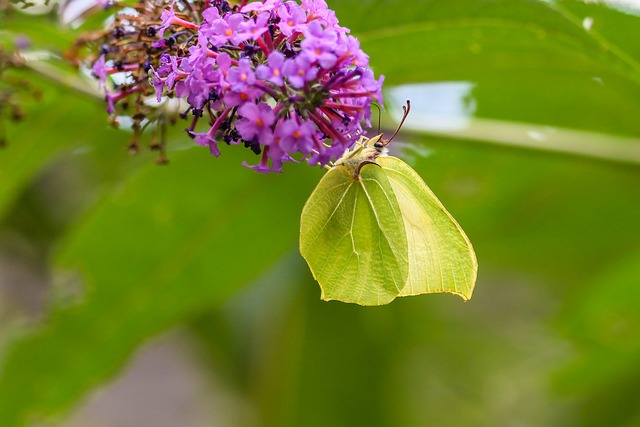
1,0,640,426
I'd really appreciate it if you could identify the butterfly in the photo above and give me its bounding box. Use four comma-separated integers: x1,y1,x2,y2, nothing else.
300,101,477,306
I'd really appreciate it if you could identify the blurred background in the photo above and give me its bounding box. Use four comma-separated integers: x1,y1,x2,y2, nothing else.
1,0,640,426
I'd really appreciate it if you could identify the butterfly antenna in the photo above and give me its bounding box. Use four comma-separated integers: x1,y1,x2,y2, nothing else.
384,100,411,145
372,103,382,134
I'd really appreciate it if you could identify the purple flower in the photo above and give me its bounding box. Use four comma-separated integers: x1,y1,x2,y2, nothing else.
302,0,345,31
215,52,233,86
152,39,168,49
208,14,246,46
237,12,270,41
155,54,173,75
223,85,264,107
193,131,221,157
161,55,184,90
276,3,307,37
265,143,290,172
105,91,117,114
92,54,107,87
342,34,369,67
201,7,220,24
157,2,199,38
149,68,166,102
360,68,385,104
308,140,348,167
256,52,286,86
277,118,316,154
282,55,318,88
240,0,282,13
243,154,274,173
226,58,256,92
157,3,177,38
301,20,338,68
236,102,276,143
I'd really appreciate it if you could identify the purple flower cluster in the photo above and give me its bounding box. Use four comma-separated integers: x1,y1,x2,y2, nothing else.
149,0,383,172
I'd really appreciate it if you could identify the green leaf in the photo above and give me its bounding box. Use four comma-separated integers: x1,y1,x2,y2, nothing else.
334,0,640,137
1,13,77,52
556,252,640,427
378,156,476,300
300,161,409,305
0,86,109,220
0,147,318,426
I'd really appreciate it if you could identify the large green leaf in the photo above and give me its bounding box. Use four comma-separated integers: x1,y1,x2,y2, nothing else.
1,1,640,426
0,81,112,220
556,252,640,427
335,0,640,136
0,147,320,426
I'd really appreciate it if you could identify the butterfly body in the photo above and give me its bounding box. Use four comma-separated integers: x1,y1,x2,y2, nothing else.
333,134,385,177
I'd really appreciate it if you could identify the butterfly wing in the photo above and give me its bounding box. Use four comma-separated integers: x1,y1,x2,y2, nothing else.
378,156,477,300
300,163,409,305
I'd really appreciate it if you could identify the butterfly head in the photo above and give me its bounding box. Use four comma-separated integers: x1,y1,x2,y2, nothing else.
333,100,411,179
371,99,411,154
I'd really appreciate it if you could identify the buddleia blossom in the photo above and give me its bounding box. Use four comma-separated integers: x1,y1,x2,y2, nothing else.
75,0,383,172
